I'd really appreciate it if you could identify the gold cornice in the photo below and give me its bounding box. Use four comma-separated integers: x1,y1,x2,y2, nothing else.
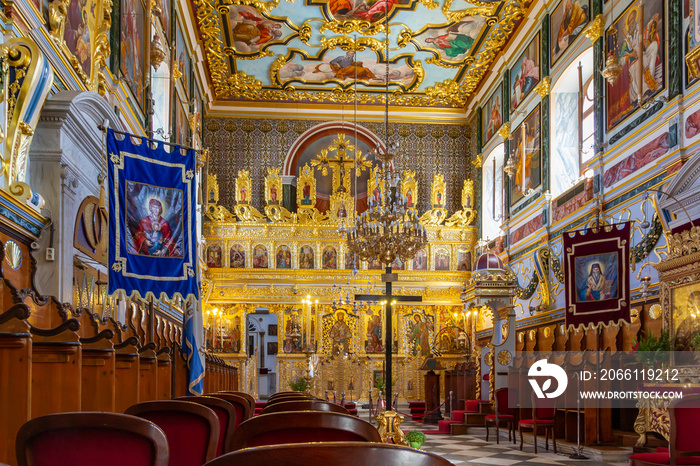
534,76,550,98
497,122,510,140
583,14,605,43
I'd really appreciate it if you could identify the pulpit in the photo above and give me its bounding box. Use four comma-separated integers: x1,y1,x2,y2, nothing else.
420,356,444,424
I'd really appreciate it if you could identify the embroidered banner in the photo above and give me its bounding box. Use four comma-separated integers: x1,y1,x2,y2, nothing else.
107,130,203,394
564,222,631,330
107,129,198,300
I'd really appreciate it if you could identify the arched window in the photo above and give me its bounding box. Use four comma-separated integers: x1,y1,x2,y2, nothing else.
551,47,594,198
482,143,505,241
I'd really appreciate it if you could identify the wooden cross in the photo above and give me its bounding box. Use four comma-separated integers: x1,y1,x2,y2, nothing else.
355,266,422,410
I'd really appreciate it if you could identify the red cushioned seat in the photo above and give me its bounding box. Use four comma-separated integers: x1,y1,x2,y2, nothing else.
464,401,480,413
486,389,517,445
16,412,170,466
628,452,700,465
518,418,552,425
630,395,700,466
518,393,557,454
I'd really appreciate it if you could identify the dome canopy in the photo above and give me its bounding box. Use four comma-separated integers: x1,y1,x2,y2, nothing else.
473,252,504,272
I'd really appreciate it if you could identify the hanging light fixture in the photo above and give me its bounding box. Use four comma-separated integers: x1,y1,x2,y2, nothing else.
345,20,427,265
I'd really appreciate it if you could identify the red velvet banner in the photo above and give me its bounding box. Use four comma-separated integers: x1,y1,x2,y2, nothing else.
564,222,631,330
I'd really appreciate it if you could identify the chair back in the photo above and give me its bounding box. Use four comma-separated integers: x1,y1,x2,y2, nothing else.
670,394,700,461
531,392,557,421
203,442,453,466
217,391,255,412
174,396,236,456
268,391,304,400
16,412,169,466
125,400,219,466
230,411,381,450
260,400,349,415
265,394,317,406
494,388,515,416
207,393,253,427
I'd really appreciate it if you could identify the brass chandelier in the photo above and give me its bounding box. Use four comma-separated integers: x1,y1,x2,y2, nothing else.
345,10,427,266
346,155,427,265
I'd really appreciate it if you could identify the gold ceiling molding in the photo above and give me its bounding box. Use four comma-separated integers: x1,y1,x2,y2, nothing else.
219,0,280,14
195,0,528,106
223,46,275,60
194,0,231,98
425,79,462,106
441,0,500,24
318,19,386,36
455,0,525,101
319,36,385,52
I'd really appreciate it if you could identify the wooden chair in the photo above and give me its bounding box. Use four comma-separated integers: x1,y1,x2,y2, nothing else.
16,412,169,466
125,400,219,466
230,411,381,450
174,396,236,456
265,394,317,406
518,392,557,454
260,400,349,415
485,388,517,444
629,394,700,466
203,442,453,466
218,391,255,412
208,393,253,428
268,391,304,400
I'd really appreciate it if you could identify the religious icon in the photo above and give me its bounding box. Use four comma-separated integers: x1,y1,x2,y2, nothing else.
606,0,665,130
575,253,618,302
126,182,183,258
253,244,268,268
230,244,245,268
412,249,427,271
322,246,337,269
482,84,503,143
551,0,590,65
406,188,413,207
276,245,291,269
270,184,278,203
207,244,222,268
409,313,430,357
231,315,241,352
302,182,311,205
299,245,314,269
120,0,146,105
435,248,450,271
366,312,382,352
329,311,352,355
510,33,540,113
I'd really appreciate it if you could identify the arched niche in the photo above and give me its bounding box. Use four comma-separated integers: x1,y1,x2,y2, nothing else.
282,121,383,214
28,91,124,302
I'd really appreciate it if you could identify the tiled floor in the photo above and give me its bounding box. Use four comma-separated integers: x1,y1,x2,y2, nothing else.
394,418,631,466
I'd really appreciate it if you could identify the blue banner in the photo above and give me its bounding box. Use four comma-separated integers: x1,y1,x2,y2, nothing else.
107,129,198,301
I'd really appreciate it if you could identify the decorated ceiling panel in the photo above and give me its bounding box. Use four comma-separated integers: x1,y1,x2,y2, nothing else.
191,0,527,107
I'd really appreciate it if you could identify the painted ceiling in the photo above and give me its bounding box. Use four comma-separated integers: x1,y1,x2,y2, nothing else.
190,0,527,108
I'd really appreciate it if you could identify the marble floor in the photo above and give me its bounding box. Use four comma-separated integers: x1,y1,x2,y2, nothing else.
390,416,632,466
401,421,629,466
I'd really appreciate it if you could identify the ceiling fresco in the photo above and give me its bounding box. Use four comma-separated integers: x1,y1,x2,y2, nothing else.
191,0,527,107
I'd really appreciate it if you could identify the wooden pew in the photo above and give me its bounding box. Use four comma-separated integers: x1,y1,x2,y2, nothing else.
29,319,82,418
0,304,31,465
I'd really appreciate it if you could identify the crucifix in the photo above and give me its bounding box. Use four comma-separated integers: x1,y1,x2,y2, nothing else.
355,266,422,409
310,133,372,195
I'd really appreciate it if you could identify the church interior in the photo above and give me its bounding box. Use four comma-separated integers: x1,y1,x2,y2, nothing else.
1,0,700,464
